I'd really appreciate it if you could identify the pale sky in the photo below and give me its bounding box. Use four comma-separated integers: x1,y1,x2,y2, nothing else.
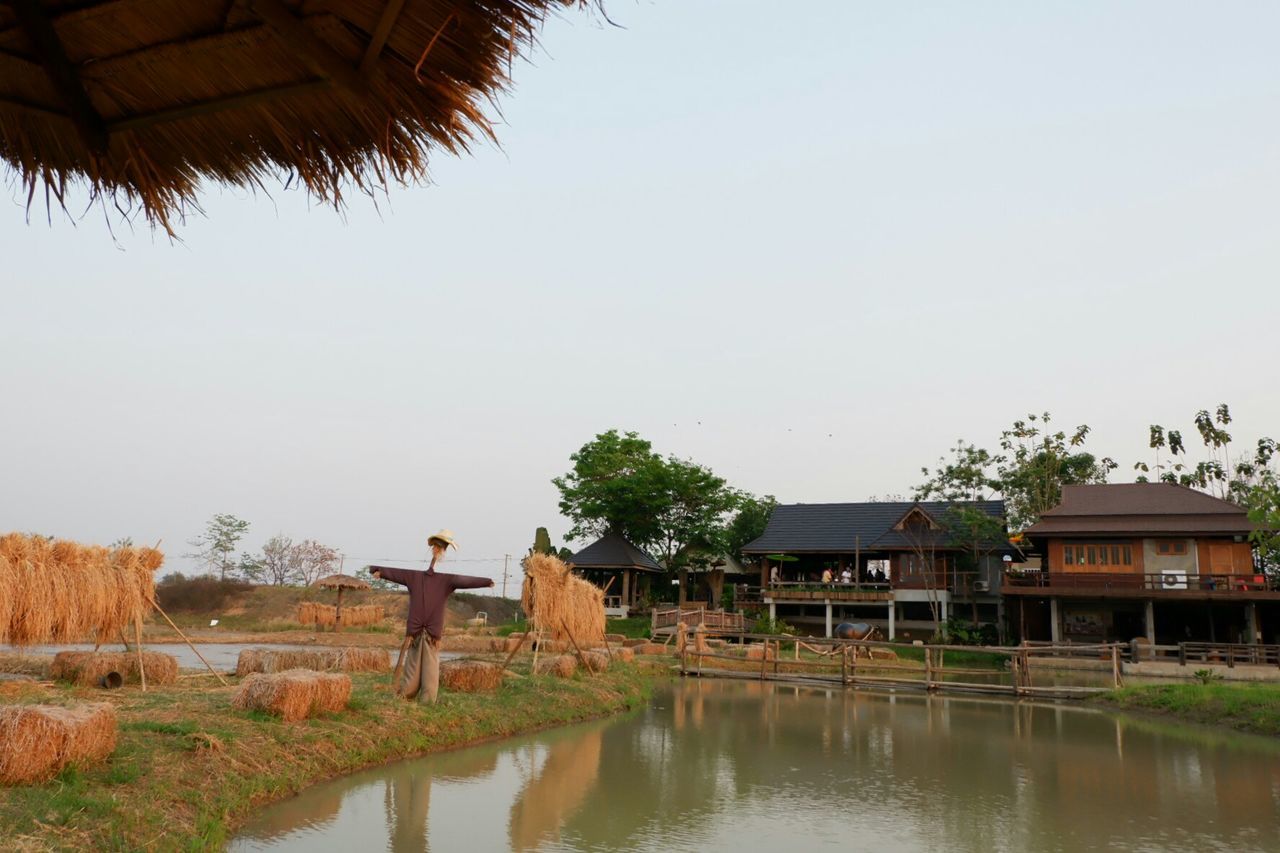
3,2,1278,592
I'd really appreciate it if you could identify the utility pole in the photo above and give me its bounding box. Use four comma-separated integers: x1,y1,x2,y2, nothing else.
502,554,511,598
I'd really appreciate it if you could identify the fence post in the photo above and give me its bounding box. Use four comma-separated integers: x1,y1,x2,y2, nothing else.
1111,645,1121,689
841,645,848,685
1227,646,1234,669
1178,643,1186,666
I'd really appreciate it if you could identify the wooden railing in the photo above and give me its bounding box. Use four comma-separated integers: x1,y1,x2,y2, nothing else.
1003,570,1278,594
652,607,745,633
1022,638,1280,668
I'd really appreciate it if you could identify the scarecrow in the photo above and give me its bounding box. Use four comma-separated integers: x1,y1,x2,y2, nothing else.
368,530,493,703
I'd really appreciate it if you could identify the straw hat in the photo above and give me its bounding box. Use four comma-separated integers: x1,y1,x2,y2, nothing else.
428,530,458,551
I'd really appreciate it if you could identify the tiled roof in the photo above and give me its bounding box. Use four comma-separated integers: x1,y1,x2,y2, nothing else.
742,500,1006,554
567,532,663,572
1025,483,1255,537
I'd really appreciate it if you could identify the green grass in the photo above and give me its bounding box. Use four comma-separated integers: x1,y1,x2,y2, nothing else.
606,617,652,639
0,662,660,851
1097,682,1280,737
888,645,1006,668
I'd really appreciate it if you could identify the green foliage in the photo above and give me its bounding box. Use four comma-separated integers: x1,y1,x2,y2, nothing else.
725,494,777,559
933,619,997,646
605,617,651,639
1245,475,1280,573
751,615,795,635
1099,682,1280,737
1136,404,1277,502
553,429,742,569
528,527,573,561
185,513,251,582
1192,668,1224,685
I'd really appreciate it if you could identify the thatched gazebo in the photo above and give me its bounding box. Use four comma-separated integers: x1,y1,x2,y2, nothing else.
0,1,594,230
313,573,369,632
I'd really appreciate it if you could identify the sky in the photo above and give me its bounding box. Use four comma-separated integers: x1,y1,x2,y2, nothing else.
3,1,1278,593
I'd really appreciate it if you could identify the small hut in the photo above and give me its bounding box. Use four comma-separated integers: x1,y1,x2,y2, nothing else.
567,532,662,618
313,574,369,632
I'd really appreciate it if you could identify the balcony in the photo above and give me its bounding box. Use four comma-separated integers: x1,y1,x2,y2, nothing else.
749,582,893,603
1002,570,1280,599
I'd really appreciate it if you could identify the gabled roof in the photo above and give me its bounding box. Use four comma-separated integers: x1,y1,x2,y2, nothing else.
567,532,663,573
1024,483,1255,537
742,500,1007,554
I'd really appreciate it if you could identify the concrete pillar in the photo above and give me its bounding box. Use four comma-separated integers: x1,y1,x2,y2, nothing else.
888,601,896,640
1144,600,1156,645
1050,598,1061,643
768,601,776,621
825,600,833,638
1246,602,1258,644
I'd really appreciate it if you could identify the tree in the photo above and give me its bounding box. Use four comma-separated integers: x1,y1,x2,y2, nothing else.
1136,404,1277,503
528,527,572,561
260,534,303,586
996,413,1114,531
292,539,341,586
1245,474,1280,575
725,494,778,561
186,513,250,581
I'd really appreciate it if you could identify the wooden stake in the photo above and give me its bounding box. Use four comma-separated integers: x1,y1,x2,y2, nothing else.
134,617,147,692
150,602,229,686
499,629,531,671
560,620,595,675
531,628,544,673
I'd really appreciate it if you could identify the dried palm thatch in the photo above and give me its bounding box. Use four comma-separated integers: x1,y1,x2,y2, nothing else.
0,0,598,233
232,669,351,721
533,654,576,678
0,702,117,785
235,646,388,677
0,533,163,647
439,660,502,692
51,650,178,686
520,553,605,648
296,602,385,628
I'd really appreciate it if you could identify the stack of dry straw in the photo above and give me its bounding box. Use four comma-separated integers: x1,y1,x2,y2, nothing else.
296,603,386,628
235,647,389,677
520,553,605,647
51,651,179,686
233,670,352,722
0,533,163,646
0,703,117,785
439,660,504,692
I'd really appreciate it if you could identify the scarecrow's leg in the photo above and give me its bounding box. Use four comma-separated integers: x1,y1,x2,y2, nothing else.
420,638,440,704
392,634,413,695
400,635,424,700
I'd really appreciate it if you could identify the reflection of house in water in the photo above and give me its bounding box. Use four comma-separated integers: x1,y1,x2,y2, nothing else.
508,728,603,851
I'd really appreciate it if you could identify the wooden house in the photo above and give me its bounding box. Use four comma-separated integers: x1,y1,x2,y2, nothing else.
567,532,663,619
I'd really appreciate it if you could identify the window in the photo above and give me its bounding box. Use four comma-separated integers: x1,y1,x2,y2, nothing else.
1087,546,1097,565
1098,546,1109,567
1111,546,1120,565
1173,542,1187,555
1063,546,1074,567
1157,540,1188,556
1122,545,1132,565
1064,542,1132,568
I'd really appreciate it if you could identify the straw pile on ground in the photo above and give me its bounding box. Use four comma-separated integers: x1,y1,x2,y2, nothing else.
0,533,163,647
744,644,777,661
581,650,610,673
235,647,388,677
521,553,605,647
534,655,577,678
439,660,503,693
51,651,178,687
632,643,669,656
622,638,650,648
593,646,634,663
296,603,385,628
0,703,117,785
232,670,351,722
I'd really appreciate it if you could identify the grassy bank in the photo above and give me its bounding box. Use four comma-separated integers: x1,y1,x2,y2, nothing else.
0,663,658,851
1097,682,1280,738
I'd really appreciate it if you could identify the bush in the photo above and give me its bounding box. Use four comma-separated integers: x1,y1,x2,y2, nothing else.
1193,668,1223,684
751,616,795,635
933,619,997,646
155,573,252,613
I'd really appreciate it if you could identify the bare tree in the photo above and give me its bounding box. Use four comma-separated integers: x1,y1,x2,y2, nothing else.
260,534,303,586
293,539,341,586
898,507,947,628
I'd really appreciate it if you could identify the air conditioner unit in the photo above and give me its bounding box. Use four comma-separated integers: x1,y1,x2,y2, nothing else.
973,580,990,593
1160,571,1187,590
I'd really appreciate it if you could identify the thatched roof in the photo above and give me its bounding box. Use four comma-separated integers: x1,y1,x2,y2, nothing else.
313,573,369,591
0,0,593,231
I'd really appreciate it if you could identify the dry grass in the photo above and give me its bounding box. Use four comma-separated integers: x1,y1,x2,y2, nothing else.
744,644,777,661
604,633,627,644
0,1,597,233
520,553,605,648
534,655,577,678
232,670,352,722
0,703,117,785
0,533,163,647
51,651,178,687
296,603,385,628
234,647,388,677
609,646,635,663
0,654,52,678
632,643,669,656
439,660,503,692
621,638,649,648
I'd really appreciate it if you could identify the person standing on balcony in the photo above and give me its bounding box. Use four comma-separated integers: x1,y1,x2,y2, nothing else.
770,564,780,585
821,567,834,585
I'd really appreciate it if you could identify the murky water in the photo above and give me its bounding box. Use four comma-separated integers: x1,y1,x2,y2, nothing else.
231,680,1280,852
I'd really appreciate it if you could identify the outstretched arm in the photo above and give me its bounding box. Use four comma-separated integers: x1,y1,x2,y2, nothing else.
368,565,413,587
448,573,495,591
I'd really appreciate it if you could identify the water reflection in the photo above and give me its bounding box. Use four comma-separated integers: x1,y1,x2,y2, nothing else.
232,680,1280,853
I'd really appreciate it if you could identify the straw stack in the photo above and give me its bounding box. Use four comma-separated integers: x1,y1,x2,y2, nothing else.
232,670,352,722
235,647,388,677
520,553,605,647
296,603,385,628
0,703,117,785
51,651,178,687
581,651,610,673
439,661,503,692
0,534,163,646
598,646,634,663
632,643,670,656
534,655,577,678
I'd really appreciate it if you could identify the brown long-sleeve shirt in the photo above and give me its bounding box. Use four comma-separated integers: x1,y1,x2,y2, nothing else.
369,565,492,641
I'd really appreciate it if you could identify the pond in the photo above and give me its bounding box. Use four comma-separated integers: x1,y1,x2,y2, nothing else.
231,679,1280,852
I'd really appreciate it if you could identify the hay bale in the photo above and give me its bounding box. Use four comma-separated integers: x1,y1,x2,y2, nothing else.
594,646,634,663
604,633,627,644
520,554,605,647
621,638,649,648
50,651,178,687
232,670,351,722
744,644,776,661
0,702,117,785
0,533,163,647
440,660,503,693
633,643,668,656
235,647,389,676
581,650,610,673
868,647,898,661
534,655,577,678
